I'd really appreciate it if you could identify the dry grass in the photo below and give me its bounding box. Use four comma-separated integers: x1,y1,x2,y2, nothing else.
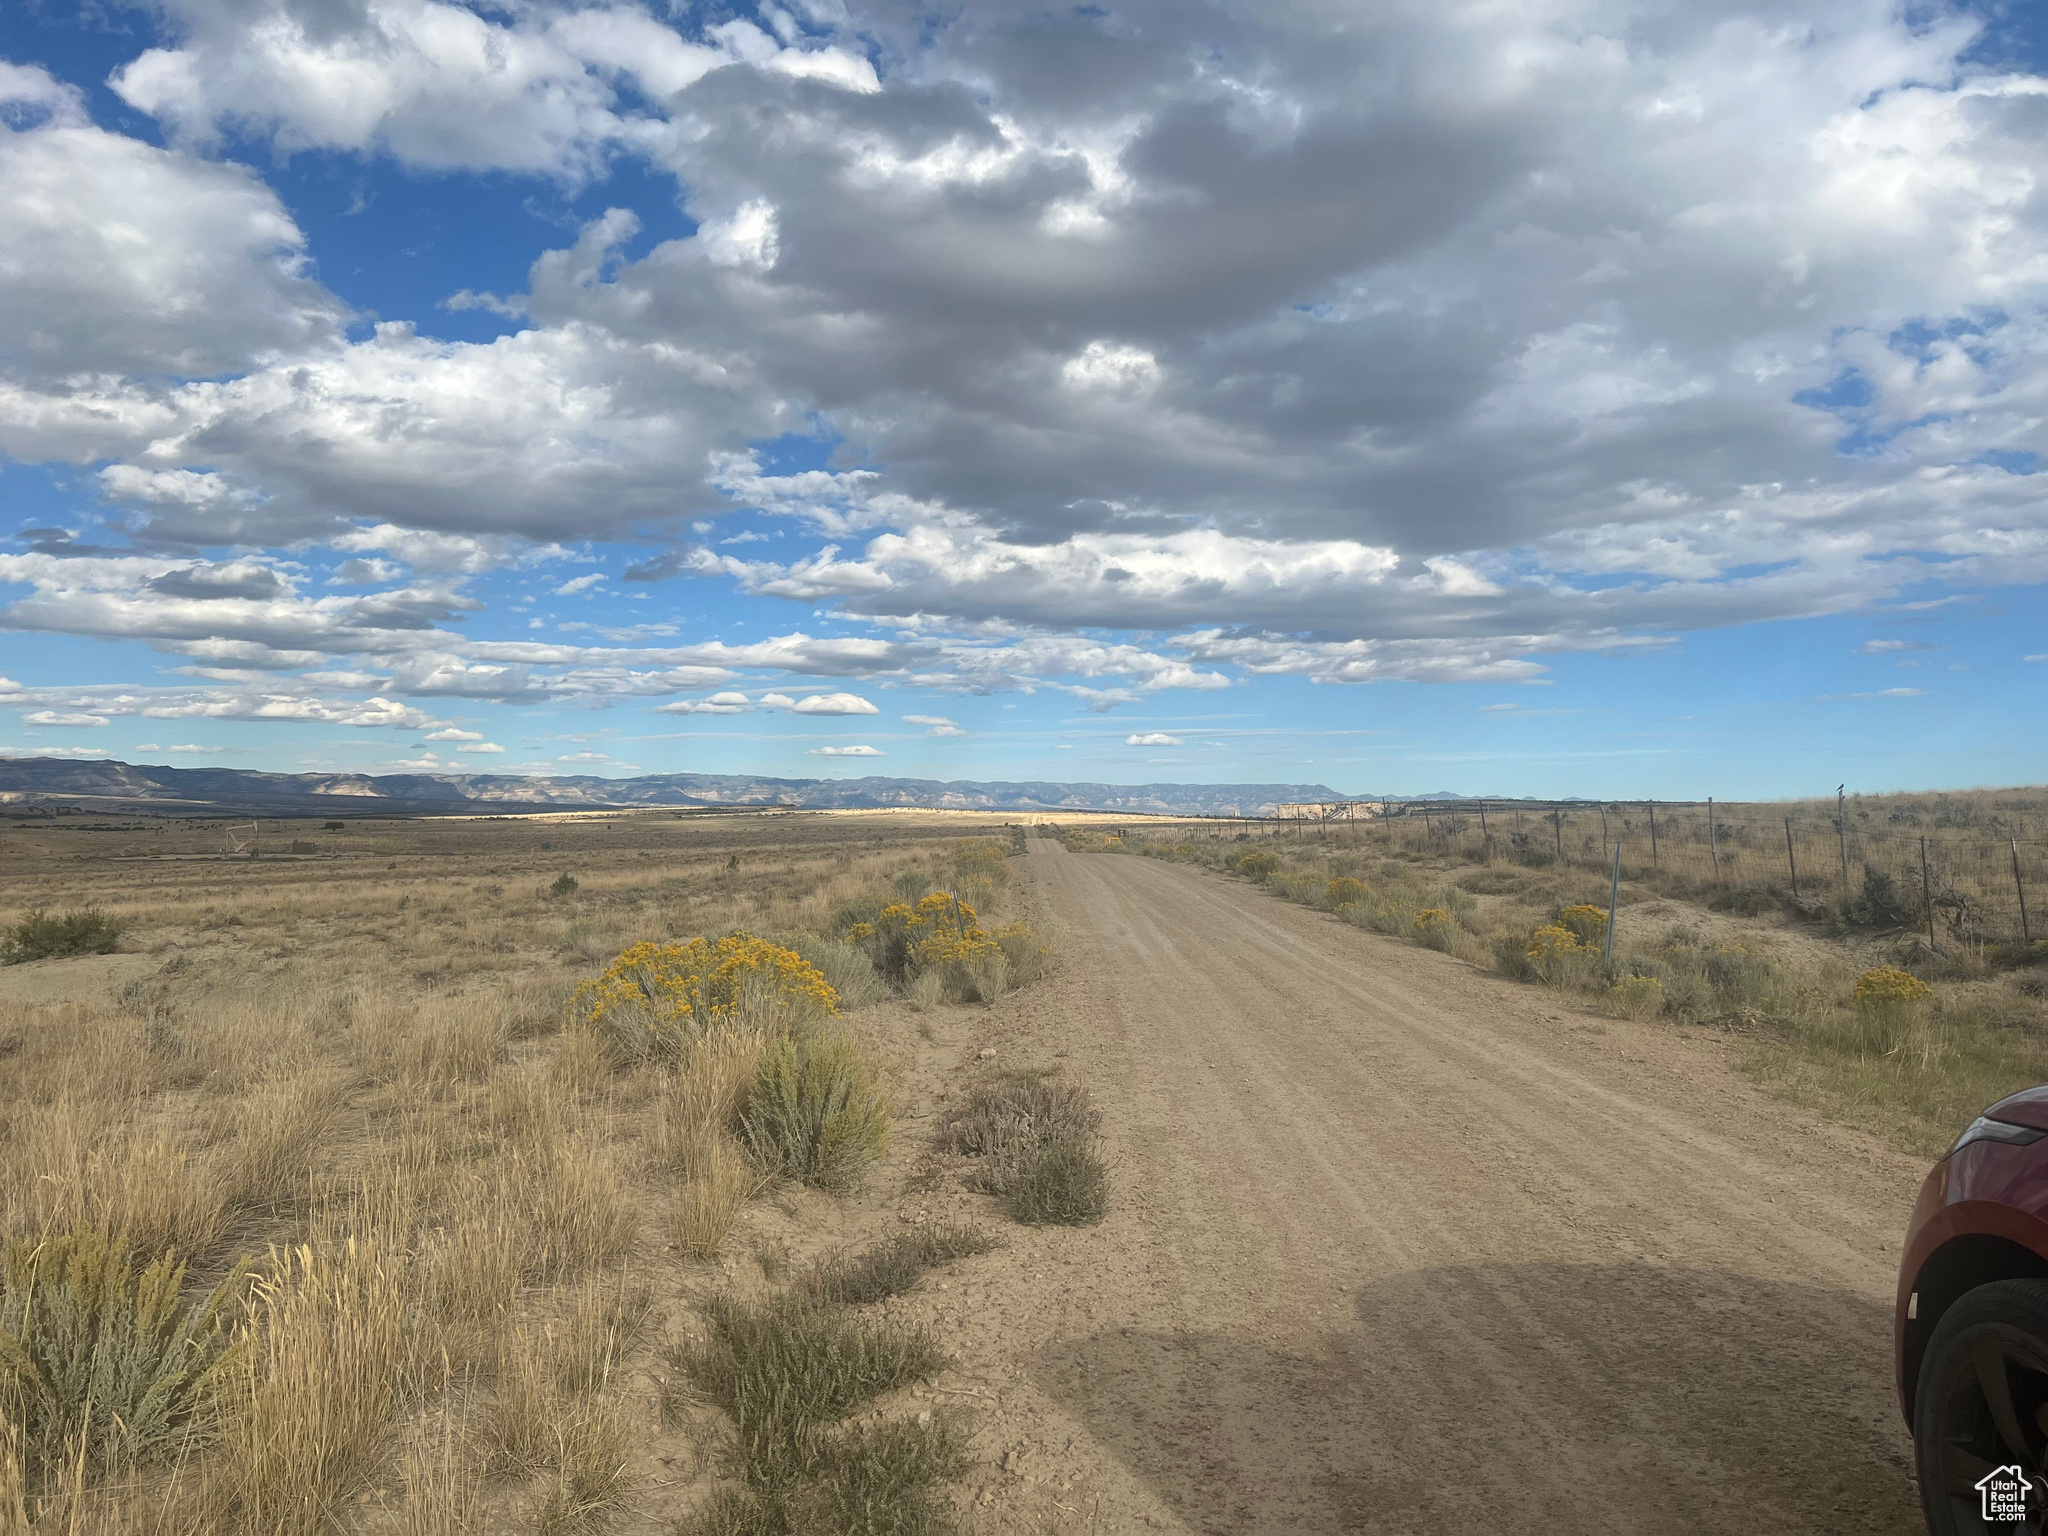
0,810,1048,1521
220,1239,409,1535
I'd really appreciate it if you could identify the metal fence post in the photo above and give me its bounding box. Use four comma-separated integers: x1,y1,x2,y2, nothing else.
1648,803,1658,869
1784,817,1799,899
1603,842,1621,968
1920,836,1936,944
1837,785,1849,894
2014,839,2032,945
1553,808,1563,862
1708,797,1719,879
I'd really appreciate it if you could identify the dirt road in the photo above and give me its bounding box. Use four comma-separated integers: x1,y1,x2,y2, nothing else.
942,838,1929,1533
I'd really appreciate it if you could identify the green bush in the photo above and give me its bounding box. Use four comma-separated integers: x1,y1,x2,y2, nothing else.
2,908,124,965
742,1035,892,1193
767,932,890,1010
549,873,580,898
0,1231,249,1487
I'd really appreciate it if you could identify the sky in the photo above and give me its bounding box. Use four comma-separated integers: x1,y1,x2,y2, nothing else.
0,0,2042,800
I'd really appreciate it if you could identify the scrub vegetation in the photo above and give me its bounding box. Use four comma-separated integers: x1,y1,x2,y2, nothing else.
1067,787,2048,1156
0,809,1060,1531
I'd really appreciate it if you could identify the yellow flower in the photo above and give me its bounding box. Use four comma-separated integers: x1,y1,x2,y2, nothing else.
571,934,838,1030
1327,877,1369,907
1558,904,1608,946
1854,965,1932,1005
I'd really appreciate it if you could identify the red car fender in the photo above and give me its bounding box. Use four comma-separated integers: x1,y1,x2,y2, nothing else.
1896,1146,2048,1417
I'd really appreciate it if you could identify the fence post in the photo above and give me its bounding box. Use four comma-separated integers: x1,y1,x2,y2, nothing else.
1920,836,1936,944
1837,785,1849,894
1784,817,1799,899
2014,840,2031,945
1708,797,1719,879
1603,841,1621,968
1553,808,1563,862
1600,805,1610,860
1648,803,1658,868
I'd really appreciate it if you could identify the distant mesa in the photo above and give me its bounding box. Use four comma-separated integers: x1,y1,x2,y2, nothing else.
0,756,1363,820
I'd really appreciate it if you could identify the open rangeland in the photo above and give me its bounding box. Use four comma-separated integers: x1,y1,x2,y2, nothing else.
3,801,2043,1532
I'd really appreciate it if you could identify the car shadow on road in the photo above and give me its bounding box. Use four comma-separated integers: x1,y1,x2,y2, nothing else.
1033,1261,1922,1535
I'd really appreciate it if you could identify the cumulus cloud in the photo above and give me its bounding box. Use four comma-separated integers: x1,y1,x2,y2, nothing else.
0,0,2044,732
903,713,962,736
1125,732,1181,747
0,62,342,383
23,710,109,727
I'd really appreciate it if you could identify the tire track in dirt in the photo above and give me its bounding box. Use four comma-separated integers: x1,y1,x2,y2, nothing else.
968,838,1930,1534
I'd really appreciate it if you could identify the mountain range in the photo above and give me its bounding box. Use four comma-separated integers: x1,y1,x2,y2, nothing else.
0,756,1415,819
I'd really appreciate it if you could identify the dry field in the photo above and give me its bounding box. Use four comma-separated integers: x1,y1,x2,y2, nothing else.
9,790,2048,1535
0,808,1101,1534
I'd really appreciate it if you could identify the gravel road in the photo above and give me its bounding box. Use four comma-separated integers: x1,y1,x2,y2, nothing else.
956,836,1931,1533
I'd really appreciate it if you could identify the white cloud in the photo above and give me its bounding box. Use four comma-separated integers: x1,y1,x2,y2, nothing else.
555,574,606,596
808,744,883,757
787,692,877,716
1817,687,1929,700
1861,639,1934,654
650,690,755,715
1125,732,1182,746
903,714,963,736
23,710,109,727
456,741,505,753
0,63,343,385
423,726,483,742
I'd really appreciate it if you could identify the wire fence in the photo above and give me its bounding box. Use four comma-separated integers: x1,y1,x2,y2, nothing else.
1294,801,2045,947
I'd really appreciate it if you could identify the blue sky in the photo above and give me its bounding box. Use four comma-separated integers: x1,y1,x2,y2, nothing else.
0,0,2042,799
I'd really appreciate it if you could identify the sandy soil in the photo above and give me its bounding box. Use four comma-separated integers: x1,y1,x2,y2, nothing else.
933,835,1930,1534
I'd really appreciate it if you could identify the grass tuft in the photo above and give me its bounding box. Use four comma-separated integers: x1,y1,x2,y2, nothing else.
671,1291,943,1494
796,1225,998,1306
946,1078,1108,1226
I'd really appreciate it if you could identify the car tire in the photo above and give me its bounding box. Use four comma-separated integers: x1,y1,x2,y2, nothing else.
1916,1279,2048,1533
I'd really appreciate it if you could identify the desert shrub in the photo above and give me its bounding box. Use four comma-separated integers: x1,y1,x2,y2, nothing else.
947,1079,1107,1225
0,1231,249,1488
1844,866,1913,929
1326,877,1369,908
1606,974,1665,1020
1234,851,1278,880
996,1139,1108,1225
993,922,1046,986
1708,884,1777,917
2,909,124,965
797,1225,998,1306
1490,929,1539,981
951,841,1010,891
1840,964,1937,1057
1508,832,1555,868
848,893,1007,1000
1526,924,1601,988
766,932,889,1011
550,874,580,898
742,1035,891,1193
673,1291,944,1493
1412,908,1455,951
890,870,932,903
1557,904,1608,947
570,935,839,1066
1268,870,1326,905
